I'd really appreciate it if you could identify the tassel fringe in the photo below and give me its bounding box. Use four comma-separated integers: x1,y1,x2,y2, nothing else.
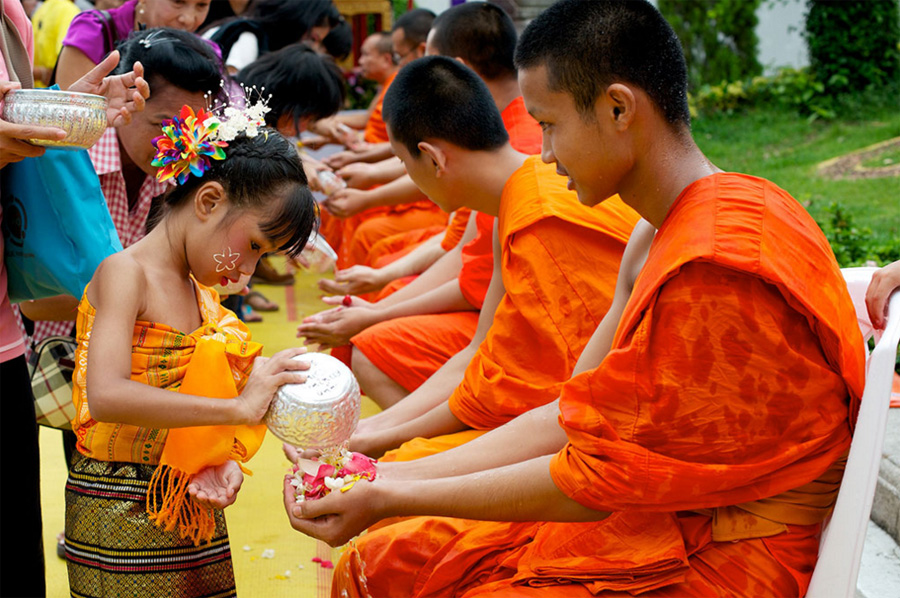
147,465,216,546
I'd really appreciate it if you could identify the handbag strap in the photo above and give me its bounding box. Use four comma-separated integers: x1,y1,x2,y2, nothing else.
0,0,34,88
49,9,115,87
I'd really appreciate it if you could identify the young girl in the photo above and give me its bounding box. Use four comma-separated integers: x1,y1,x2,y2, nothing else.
64,112,317,596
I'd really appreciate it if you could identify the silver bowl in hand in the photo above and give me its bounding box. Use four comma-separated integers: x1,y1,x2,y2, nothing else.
265,352,361,450
2,89,108,149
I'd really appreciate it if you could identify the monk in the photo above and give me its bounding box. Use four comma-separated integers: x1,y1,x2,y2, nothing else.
316,9,446,268
302,4,553,403
318,2,545,280
284,2,866,596
309,32,397,149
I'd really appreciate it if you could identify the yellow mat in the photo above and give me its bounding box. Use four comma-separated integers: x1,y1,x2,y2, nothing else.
42,266,379,596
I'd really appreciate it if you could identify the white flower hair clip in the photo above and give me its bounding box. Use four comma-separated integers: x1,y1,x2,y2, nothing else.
138,30,176,49
202,82,273,142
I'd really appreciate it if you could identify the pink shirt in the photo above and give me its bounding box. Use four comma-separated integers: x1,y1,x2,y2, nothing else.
0,0,35,362
61,0,137,64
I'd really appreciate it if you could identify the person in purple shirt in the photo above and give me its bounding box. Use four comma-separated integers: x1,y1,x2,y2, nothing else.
55,0,211,89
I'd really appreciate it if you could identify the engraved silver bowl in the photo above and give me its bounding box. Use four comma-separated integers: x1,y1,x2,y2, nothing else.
2,89,108,149
265,352,361,450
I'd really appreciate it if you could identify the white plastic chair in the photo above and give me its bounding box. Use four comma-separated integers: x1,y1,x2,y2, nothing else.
806,267,900,598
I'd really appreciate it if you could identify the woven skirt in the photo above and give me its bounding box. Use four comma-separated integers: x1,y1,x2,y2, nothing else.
65,454,236,598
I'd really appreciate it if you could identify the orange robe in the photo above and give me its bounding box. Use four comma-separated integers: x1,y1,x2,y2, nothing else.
353,157,637,404
363,71,396,144
333,173,865,597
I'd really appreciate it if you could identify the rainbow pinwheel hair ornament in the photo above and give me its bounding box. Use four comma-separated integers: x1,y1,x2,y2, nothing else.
151,106,227,185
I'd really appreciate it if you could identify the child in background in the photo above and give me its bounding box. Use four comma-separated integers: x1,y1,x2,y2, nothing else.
64,111,317,596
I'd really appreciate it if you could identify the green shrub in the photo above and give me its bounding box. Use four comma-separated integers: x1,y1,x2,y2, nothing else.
816,202,900,267
690,67,835,120
805,0,900,96
659,0,764,89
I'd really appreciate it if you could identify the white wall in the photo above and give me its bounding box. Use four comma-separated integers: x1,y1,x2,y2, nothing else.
755,0,808,73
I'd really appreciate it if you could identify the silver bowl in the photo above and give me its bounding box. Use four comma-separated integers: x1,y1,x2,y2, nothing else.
2,89,108,149
265,352,361,450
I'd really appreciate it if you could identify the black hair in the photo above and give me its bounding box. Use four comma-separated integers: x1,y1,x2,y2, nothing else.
114,28,227,102
249,0,341,51
157,131,317,258
430,2,517,81
382,56,509,158
515,0,690,126
235,43,345,129
392,8,435,46
322,18,352,61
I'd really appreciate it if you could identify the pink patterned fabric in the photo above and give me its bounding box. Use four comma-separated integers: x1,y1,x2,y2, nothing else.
0,0,35,363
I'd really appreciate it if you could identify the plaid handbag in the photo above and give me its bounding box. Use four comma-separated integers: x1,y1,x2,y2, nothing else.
29,336,78,430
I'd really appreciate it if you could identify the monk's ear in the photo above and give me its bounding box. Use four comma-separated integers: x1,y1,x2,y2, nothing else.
603,83,637,131
414,41,427,59
417,141,447,177
194,181,227,223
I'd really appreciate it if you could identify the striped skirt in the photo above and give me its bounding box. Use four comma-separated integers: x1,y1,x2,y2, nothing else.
65,454,236,598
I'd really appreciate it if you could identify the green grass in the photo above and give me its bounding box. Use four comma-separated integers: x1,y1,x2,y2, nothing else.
692,105,900,252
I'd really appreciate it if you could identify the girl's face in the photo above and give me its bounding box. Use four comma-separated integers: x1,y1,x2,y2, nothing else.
194,206,283,288
140,0,210,32
117,85,207,177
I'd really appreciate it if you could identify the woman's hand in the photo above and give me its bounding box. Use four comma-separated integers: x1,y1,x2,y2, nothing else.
0,82,65,168
866,260,900,329
69,51,150,127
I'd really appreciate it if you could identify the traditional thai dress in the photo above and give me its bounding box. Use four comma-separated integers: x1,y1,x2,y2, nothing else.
65,281,264,598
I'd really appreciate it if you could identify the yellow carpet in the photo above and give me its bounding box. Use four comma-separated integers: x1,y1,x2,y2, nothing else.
42,266,380,596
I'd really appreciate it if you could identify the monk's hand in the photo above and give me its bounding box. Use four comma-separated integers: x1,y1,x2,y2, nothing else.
321,294,371,309
866,260,900,329
296,307,381,349
336,163,377,189
318,265,388,296
282,474,383,547
282,442,320,464
322,188,372,219
69,51,149,128
323,150,360,170
237,347,310,424
188,460,244,509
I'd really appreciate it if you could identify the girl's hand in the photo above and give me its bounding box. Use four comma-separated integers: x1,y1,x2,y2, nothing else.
237,347,310,424
188,460,244,509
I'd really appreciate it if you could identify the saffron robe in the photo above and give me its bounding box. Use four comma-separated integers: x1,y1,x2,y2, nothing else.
363,71,396,144
355,156,637,411
333,173,865,597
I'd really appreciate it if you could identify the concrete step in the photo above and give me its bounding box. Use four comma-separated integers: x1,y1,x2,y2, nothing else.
857,520,900,598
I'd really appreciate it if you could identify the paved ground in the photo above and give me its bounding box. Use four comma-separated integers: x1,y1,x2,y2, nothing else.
862,407,900,595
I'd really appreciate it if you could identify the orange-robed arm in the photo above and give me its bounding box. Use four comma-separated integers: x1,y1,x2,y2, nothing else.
350,226,504,455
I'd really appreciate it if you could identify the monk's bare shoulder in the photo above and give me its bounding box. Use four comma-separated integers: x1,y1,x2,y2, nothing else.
621,219,656,289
